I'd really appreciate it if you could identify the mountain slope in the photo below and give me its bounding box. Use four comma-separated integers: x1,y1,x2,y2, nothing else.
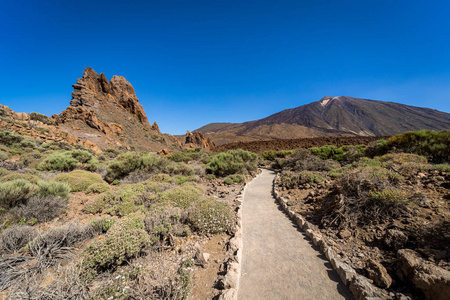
196,96,450,145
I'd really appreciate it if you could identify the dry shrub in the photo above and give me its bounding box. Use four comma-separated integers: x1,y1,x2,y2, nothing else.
6,263,89,300
127,253,192,300
323,167,409,228
30,223,96,269
281,149,339,171
0,225,37,253
10,195,68,223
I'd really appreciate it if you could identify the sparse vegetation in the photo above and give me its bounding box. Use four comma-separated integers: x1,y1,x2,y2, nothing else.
54,170,106,192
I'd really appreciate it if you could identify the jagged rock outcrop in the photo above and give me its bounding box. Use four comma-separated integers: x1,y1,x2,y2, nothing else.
185,131,215,149
0,104,101,152
53,67,180,151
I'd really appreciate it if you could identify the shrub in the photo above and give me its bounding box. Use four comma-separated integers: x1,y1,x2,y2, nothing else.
224,174,244,185
144,208,190,246
325,166,408,228
280,149,339,171
105,152,164,183
38,150,98,172
91,217,115,233
310,145,345,161
164,162,195,176
174,175,198,185
189,199,234,234
96,181,165,216
85,182,109,194
368,130,450,163
159,184,203,209
0,130,23,146
280,170,325,189
0,172,41,184
30,112,51,124
0,168,8,177
30,223,96,268
54,170,106,192
0,151,9,161
36,180,70,200
169,152,191,163
40,141,73,151
0,225,38,253
261,150,294,161
81,216,149,281
0,179,37,208
10,195,68,223
207,149,258,176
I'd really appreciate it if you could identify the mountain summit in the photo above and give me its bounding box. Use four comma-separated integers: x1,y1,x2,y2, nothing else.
196,96,450,145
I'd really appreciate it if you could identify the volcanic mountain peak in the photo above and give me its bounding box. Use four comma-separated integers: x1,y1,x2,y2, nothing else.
196,96,450,145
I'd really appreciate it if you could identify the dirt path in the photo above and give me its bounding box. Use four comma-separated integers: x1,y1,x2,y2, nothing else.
238,169,353,300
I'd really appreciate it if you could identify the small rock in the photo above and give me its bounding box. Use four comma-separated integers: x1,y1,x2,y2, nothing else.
338,229,352,239
366,259,392,288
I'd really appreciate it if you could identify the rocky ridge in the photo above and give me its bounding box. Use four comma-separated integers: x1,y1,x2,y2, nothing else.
53,67,182,151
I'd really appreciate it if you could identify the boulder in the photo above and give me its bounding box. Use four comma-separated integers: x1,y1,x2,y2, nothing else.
397,249,450,300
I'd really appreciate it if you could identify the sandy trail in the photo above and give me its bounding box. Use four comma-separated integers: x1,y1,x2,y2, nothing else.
238,169,353,300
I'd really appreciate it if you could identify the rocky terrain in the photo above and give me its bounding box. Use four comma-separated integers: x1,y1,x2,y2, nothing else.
270,130,450,300
196,96,450,145
0,129,258,299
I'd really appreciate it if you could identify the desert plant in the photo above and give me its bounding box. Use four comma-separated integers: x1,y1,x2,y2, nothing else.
36,180,70,200
54,169,106,192
0,179,37,208
0,225,38,253
189,199,234,234
105,152,164,183
0,172,41,184
85,182,110,194
207,149,258,176
224,174,244,185
80,216,149,281
10,195,68,223
38,150,98,172
0,130,24,146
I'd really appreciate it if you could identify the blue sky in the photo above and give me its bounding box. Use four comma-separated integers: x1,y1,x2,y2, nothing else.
1,0,449,134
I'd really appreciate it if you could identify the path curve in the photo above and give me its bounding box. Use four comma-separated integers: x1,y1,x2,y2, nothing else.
238,169,353,300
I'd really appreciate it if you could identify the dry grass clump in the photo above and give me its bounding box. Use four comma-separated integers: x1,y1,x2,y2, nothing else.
0,225,37,253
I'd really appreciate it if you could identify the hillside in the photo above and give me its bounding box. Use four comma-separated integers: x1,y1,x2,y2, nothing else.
196,96,450,145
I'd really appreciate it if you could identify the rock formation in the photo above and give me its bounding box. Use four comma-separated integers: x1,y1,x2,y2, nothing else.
53,67,179,151
185,131,215,149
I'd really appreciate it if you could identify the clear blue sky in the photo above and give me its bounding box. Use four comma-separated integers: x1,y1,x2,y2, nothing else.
1,0,449,134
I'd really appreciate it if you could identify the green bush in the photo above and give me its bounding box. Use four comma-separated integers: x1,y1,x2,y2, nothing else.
91,218,115,233
38,150,98,172
224,174,244,185
207,149,258,177
169,152,191,163
261,150,295,161
0,173,41,184
163,162,195,176
105,152,164,183
310,145,345,161
86,182,110,194
54,170,106,192
36,180,70,200
159,183,203,209
0,151,9,161
81,216,149,281
99,181,165,216
0,179,37,208
0,130,24,146
0,168,8,177
30,112,51,124
368,130,450,163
